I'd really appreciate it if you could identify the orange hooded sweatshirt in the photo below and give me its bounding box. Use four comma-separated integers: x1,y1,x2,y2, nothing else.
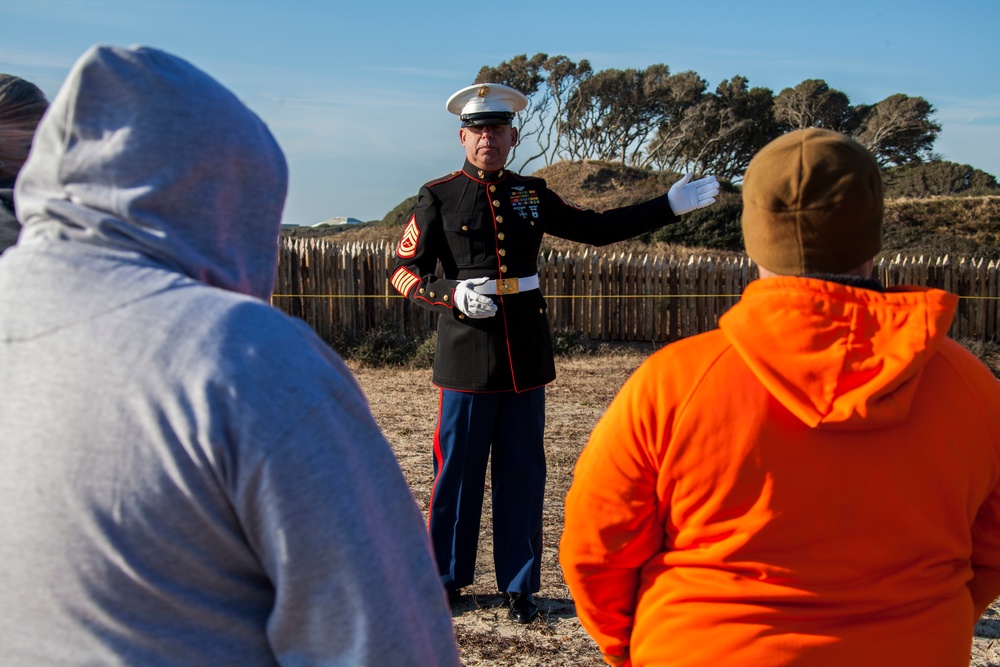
560,277,1000,667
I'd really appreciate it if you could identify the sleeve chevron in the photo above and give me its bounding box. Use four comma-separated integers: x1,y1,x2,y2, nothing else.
396,214,419,258
391,266,420,296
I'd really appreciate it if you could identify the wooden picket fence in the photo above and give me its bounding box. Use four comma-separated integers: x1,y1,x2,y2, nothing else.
272,238,1000,343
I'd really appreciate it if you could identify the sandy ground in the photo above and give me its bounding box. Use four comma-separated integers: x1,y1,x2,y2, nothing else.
350,348,1000,666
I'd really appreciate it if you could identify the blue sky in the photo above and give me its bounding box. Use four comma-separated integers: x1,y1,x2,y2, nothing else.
2,0,997,225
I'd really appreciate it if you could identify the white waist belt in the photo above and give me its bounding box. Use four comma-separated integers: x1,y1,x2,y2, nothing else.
473,274,540,295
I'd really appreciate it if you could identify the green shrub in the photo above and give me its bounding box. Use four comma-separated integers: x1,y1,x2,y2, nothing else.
551,329,594,357
881,197,1000,258
647,191,743,252
331,324,421,367
884,161,1000,199
409,332,437,369
380,195,419,228
329,324,437,368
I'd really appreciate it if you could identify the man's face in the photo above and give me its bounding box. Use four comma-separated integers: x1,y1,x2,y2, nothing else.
459,124,518,172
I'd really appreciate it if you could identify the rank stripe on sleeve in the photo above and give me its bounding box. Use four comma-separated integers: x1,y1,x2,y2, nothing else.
396,214,420,258
391,266,420,296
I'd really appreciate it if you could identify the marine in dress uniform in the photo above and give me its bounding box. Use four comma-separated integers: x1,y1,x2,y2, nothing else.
391,83,719,624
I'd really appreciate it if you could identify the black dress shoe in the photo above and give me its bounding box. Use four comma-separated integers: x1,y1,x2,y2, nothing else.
505,592,538,624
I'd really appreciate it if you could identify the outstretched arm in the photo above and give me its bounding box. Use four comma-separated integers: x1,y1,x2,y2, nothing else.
542,173,720,247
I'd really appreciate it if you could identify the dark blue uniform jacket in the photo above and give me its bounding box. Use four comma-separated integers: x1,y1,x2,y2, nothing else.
391,160,677,392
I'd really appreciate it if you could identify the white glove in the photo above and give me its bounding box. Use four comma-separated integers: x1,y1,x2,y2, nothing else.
454,277,497,319
667,174,720,216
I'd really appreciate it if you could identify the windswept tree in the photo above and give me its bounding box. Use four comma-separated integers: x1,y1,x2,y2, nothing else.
562,64,693,166
475,54,547,170
773,79,856,132
534,55,592,167
475,53,592,172
673,76,779,180
639,70,707,170
472,56,952,181
475,53,546,97
851,94,941,167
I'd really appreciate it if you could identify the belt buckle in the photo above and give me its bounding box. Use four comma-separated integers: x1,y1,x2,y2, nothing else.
496,277,519,295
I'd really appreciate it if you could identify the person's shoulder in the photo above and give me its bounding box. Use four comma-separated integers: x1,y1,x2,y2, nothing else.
176,289,358,403
416,171,466,206
160,290,372,458
204,293,330,359
423,170,464,190
930,339,1000,441
626,330,733,392
649,329,731,369
934,338,1000,389
154,285,326,365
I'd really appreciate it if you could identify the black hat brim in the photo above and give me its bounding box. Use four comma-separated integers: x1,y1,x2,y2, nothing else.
460,111,515,127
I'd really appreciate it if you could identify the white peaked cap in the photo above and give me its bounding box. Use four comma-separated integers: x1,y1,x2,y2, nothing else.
446,83,528,126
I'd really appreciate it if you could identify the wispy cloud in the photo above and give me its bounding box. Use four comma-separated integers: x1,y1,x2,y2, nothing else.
372,65,463,80
0,46,75,71
2,0,195,28
933,95,1000,127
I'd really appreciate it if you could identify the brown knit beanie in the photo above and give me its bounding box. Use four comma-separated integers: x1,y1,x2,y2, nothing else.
741,128,883,275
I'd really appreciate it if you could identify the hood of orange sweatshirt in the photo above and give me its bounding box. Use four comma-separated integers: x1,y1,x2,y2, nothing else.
718,276,958,430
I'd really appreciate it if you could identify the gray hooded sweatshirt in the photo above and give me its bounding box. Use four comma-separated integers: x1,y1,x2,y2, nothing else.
0,45,460,666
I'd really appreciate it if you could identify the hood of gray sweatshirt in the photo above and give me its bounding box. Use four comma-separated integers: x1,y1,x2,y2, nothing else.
14,43,287,301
